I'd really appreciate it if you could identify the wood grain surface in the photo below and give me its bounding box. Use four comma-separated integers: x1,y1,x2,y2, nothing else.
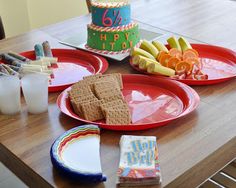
132,0,236,51
0,0,236,188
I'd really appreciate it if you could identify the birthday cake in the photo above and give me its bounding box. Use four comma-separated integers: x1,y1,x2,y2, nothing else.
86,1,140,54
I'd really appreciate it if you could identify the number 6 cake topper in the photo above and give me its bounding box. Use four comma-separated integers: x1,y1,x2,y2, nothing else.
92,1,131,27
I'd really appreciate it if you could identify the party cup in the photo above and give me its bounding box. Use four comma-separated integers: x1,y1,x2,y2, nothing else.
21,73,48,114
0,76,21,115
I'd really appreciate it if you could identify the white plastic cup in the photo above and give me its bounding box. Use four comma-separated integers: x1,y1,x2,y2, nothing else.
0,76,21,115
21,74,48,114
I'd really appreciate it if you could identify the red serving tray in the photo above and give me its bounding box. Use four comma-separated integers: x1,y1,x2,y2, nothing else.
130,44,236,85
57,74,200,131
17,49,108,92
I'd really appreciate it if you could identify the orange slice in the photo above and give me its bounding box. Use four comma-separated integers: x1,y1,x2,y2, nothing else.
166,57,180,70
185,48,199,57
185,57,200,65
159,54,172,67
157,51,167,61
169,48,182,59
175,61,193,73
183,50,198,61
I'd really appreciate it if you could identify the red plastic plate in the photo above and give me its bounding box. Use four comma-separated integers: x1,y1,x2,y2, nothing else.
17,49,108,92
130,44,236,85
57,74,200,131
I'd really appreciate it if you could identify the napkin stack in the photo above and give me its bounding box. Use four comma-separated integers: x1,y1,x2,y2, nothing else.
117,135,161,186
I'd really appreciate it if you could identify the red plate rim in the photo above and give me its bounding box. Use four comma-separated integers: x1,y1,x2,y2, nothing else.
130,43,236,85
19,49,109,92
57,74,200,131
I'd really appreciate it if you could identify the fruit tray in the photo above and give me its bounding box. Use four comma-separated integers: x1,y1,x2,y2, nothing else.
130,43,236,85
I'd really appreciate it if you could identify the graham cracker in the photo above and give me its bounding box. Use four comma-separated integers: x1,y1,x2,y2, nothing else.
71,100,83,116
71,80,88,90
83,75,102,93
93,80,120,92
72,76,101,92
100,99,125,109
100,99,126,114
101,73,123,89
80,100,104,121
68,86,94,98
69,73,129,124
83,73,102,81
96,76,119,87
101,94,124,103
69,94,97,102
102,104,129,116
70,97,99,117
95,88,122,99
104,108,131,125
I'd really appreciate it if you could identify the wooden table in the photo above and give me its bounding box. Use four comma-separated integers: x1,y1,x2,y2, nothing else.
0,0,236,187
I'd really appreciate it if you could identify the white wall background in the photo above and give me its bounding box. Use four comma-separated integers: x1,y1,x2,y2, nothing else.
0,0,88,37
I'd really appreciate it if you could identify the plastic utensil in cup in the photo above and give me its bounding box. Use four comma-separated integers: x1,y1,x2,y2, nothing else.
21,73,48,114
0,75,21,115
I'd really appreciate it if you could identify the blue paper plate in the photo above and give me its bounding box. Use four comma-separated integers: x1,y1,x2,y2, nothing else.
50,124,106,183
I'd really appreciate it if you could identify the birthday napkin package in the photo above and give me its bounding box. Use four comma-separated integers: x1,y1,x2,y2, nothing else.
117,135,161,186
